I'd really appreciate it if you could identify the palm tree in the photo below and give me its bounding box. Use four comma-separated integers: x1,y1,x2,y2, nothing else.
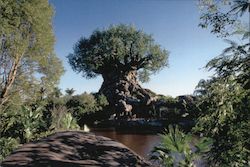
229,0,250,16
151,125,211,167
65,88,75,96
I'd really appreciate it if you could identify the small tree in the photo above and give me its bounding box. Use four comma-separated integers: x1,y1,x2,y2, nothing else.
68,24,169,116
0,0,64,106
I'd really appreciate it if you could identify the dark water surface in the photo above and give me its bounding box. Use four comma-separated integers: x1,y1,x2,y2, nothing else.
89,127,205,166
90,129,161,159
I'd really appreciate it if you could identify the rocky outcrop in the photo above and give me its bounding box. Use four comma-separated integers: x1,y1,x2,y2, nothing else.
1,131,151,167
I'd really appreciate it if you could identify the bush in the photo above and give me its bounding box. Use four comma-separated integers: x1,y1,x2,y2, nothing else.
0,102,80,161
50,105,80,130
0,137,19,161
151,125,212,167
66,93,97,119
154,95,199,122
66,93,109,125
157,95,177,104
0,105,46,143
194,78,250,166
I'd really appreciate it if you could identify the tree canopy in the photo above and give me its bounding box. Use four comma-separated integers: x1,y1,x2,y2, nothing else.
68,24,168,82
0,0,64,105
198,0,250,37
194,0,250,166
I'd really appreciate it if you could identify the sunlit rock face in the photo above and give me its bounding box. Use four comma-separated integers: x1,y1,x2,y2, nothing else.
1,131,151,167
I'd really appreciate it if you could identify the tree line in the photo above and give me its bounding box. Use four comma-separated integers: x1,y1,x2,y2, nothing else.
0,0,249,166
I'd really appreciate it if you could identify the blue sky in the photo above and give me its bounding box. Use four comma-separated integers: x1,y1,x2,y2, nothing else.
50,0,229,97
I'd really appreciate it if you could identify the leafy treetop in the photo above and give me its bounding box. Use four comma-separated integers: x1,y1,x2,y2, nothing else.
0,0,64,104
198,0,249,37
68,24,169,82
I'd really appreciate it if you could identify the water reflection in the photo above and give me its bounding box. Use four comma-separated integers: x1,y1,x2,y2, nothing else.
91,129,161,159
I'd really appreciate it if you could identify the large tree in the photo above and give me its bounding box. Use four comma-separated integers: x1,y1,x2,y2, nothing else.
0,0,64,106
68,24,169,117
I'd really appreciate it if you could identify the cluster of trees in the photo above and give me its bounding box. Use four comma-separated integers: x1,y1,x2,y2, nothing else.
68,24,200,123
0,0,187,160
152,0,249,166
0,0,109,160
0,0,64,160
193,0,249,166
1,0,249,166
155,95,199,122
0,85,109,160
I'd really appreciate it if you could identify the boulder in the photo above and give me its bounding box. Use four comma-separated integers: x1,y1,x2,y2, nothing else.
1,131,152,167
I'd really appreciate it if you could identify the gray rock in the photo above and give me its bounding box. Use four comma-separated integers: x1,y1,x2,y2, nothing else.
1,131,152,167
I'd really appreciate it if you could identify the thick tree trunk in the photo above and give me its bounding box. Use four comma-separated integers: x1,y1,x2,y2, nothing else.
99,70,156,118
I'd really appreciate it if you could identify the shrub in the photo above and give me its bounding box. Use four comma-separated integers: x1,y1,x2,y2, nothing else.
151,125,212,167
0,137,19,161
155,95,199,123
194,77,250,166
50,105,80,130
0,105,46,143
66,93,109,125
158,95,177,104
66,93,97,119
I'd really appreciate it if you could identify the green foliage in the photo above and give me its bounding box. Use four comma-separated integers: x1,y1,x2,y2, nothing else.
50,105,80,130
206,39,249,88
151,125,212,167
0,0,64,105
61,113,79,130
95,93,109,108
20,106,45,142
0,1,68,159
66,93,109,123
66,93,97,118
158,95,178,104
65,88,75,96
0,105,46,143
68,24,168,82
194,77,250,166
196,1,250,166
155,95,199,123
198,0,249,37
0,137,19,161
0,102,80,160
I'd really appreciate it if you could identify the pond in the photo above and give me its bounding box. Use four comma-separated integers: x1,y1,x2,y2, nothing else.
89,127,162,160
